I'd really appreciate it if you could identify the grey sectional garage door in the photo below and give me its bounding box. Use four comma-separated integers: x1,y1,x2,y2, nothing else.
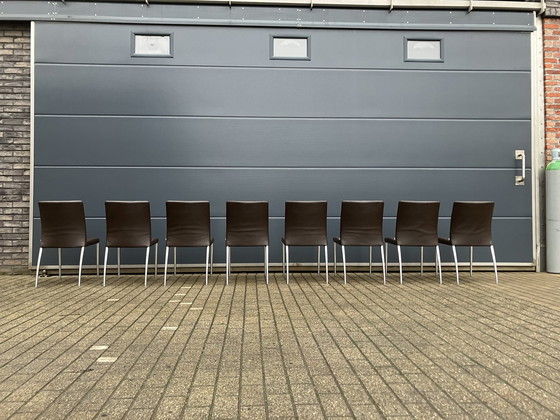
32,9,535,268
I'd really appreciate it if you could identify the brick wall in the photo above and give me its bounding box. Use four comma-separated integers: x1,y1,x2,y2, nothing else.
545,2,560,161
0,22,31,273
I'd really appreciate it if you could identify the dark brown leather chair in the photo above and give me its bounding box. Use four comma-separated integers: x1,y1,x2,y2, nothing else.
385,201,441,284
226,201,269,284
164,201,214,286
103,201,158,287
333,200,385,284
282,201,328,284
35,201,99,287
439,201,498,284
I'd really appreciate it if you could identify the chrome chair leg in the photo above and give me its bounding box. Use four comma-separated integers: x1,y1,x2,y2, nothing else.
174,247,177,276
117,248,121,278
58,248,62,278
470,246,473,276
78,246,85,287
397,245,403,285
369,246,372,275
342,244,347,284
103,247,109,287
226,246,230,285
96,243,100,277
210,243,214,275
317,247,320,274
265,245,269,284
324,245,329,284
385,243,389,281
452,245,459,285
420,246,424,276
144,246,150,287
380,245,386,285
205,245,210,285
164,246,170,286
154,244,158,277
333,243,337,274
436,245,442,284
490,245,499,284
286,245,290,284
35,247,43,287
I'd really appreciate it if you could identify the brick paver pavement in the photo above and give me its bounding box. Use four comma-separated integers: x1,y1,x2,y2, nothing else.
0,271,558,419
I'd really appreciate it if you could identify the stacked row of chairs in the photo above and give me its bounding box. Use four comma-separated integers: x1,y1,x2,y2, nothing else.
35,200,498,287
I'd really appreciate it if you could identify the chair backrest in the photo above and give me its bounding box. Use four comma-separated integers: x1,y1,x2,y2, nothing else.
166,201,212,247
226,201,269,247
449,201,494,246
284,201,328,246
105,201,153,248
38,201,88,248
394,201,440,246
339,200,384,246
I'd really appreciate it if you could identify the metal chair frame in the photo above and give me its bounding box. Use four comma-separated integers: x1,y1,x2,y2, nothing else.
35,201,99,287
282,201,329,284
333,200,386,284
164,201,214,286
225,201,269,285
439,201,498,285
385,201,442,284
103,201,158,287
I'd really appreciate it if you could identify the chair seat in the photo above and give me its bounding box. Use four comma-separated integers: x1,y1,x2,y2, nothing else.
107,237,158,248
227,234,268,247
384,237,397,245
86,237,100,247
438,237,452,246
41,237,99,249
385,236,438,247
167,237,214,248
282,236,327,246
438,237,493,247
334,236,384,246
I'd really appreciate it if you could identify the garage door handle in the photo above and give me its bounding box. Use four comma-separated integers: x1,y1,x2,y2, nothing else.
515,150,525,186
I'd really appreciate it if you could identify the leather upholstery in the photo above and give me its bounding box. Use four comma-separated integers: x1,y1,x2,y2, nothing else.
440,201,494,246
385,201,440,246
334,200,384,246
226,201,269,247
105,201,158,248
283,201,327,246
166,201,213,247
38,201,99,248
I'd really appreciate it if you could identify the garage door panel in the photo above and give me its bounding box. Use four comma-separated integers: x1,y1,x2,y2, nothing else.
35,116,531,169
31,16,535,268
34,167,531,218
35,23,531,72
35,65,531,119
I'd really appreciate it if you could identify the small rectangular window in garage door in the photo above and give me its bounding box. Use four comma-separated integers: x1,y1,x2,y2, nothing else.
132,33,173,57
405,38,443,62
271,36,310,60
